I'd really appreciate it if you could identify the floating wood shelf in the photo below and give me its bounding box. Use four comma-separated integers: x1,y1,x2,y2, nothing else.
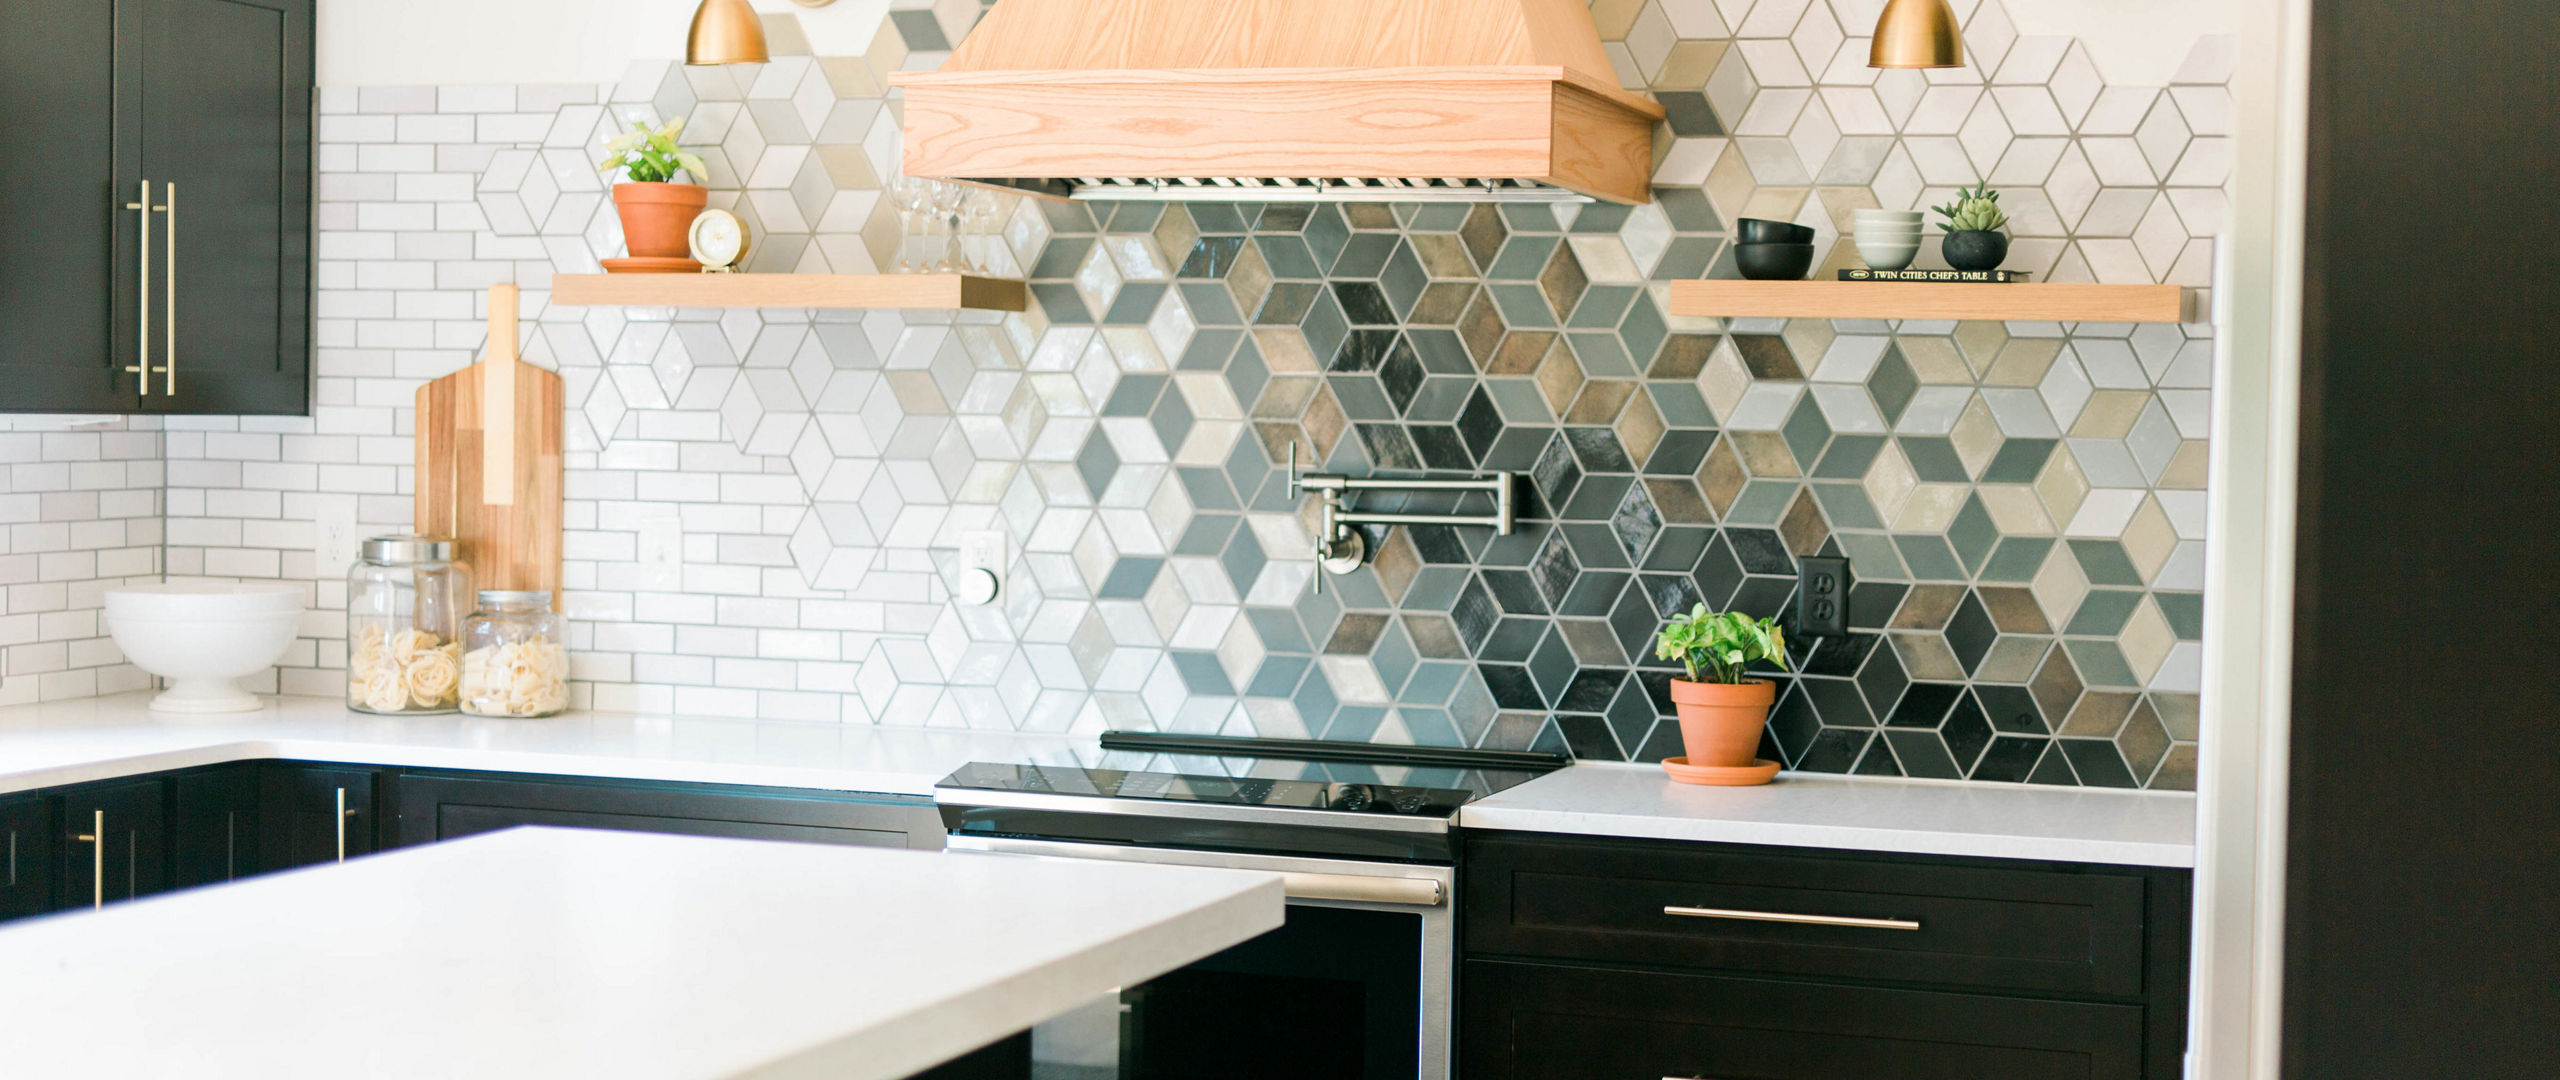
550,273,1028,312
1665,281,2191,324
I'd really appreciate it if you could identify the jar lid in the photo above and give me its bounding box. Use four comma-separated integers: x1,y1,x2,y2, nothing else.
363,534,454,564
478,589,553,605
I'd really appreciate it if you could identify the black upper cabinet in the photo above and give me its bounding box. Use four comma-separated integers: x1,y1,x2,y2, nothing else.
0,0,310,415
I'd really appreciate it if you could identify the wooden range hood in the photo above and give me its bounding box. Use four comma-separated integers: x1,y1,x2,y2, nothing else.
887,0,1665,205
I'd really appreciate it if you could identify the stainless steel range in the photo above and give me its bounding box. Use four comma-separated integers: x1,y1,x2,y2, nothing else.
934,732,1564,1080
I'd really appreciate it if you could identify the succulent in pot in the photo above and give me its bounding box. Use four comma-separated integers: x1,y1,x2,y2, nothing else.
1654,604,1791,779
596,116,711,262
1930,183,2011,272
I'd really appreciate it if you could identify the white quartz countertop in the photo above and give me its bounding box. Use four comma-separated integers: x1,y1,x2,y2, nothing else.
1461,763,2198,868
0,827,1283,1079
0,691,1086,797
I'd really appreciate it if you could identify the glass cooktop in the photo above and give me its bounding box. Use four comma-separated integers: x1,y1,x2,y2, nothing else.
936,761,1536,819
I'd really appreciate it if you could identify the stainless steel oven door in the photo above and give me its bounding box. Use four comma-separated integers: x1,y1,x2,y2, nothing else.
945,835,1454,1080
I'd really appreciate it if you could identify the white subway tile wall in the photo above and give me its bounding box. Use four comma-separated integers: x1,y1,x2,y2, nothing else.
0,417,163,705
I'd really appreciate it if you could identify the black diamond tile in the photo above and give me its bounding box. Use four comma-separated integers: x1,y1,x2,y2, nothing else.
1973,684,2048,734
1884,729,1962,779
1527,433,1582,517
1564,427,1634,473
1887,681,1965,727
1690,533,1744,609
1408,524,1470,564
1450,575,1498,651
1640,573,1707,623
1947,591,1998,673
1852,738,1904,775
1411,426,1471,469
1478,664,1544,709
2027,744,2080,785
1969,735,2050,782
1724,528,1795,574
1769,685,1822,760
1333,281,1396,326
1800,675,1874,726
1379,339,1425,414
1481,569,1548,615
1479,617,1546,661
1178,235,1247,278
1527,629,1577,704
1604,678,1659,754
1608,583,1659,661
1554,713,1624,761
1642,526,1711,572
1856,637,1910,716
2059,738,2138,788
1847,581,1907,630
1559,570,1631,617
1452,387,1505,464
1796,727,1869,774
1610,482,1663,562
1330,328,1396,373
1529,531,1581,609
1728,576,1795,624
1942,692,1994,770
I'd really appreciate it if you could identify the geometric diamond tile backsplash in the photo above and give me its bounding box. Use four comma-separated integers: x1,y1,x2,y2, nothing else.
133,0,2225,788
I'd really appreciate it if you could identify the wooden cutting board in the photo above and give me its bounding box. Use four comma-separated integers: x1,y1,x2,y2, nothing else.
414,284,564,601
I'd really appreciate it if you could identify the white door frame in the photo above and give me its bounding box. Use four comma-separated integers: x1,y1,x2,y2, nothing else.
2188,0,2313,1075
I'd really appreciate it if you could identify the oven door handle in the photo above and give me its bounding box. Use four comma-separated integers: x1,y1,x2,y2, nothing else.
1281,871,1443,907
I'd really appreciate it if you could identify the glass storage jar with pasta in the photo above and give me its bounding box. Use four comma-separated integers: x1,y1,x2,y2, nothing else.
345,536,472,714
458,590,570,718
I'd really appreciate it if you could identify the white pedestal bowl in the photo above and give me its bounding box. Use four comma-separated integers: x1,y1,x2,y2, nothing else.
104,583,306,714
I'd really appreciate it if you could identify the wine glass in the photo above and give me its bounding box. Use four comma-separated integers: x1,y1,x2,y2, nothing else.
963,190,1003,274
929,182,967,273
889,178,931,273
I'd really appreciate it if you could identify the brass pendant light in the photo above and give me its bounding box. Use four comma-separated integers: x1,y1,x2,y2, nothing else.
686,0,770,66
1868,0,1964,69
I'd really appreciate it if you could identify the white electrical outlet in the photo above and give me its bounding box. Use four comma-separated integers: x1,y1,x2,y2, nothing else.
315,496,361,575
957,531,1006,606
638,516,684,589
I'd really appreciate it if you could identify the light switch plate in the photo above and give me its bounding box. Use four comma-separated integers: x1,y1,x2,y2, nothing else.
638,516,684,589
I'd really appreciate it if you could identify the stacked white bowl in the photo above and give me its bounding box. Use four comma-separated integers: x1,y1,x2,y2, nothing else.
1852,209,1926,272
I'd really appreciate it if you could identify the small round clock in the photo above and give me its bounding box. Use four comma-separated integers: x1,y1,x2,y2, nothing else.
687,208,751,272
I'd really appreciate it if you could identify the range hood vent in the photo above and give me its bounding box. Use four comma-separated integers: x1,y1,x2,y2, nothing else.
888,0,1665,205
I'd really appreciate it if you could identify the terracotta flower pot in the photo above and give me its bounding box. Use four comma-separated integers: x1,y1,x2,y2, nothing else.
1668,678,1777,768
612,182,708,260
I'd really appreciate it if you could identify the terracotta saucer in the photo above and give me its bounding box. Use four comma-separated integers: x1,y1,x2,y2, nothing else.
601,256,702,274
1663,756,1781,786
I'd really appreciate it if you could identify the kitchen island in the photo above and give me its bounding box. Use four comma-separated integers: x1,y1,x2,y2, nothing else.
0,827,1283,1079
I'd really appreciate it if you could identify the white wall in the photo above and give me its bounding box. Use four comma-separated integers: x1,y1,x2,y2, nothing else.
319,0,2237,88
315,0,891,86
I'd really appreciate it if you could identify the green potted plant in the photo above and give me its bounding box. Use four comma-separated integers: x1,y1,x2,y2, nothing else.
596,117,711,265
1655,604,1790,781
1930,183,2010,272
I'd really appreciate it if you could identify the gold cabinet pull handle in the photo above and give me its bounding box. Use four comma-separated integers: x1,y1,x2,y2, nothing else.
162,182,176,396
1663,904,1920,931
334,787,348,861
76,810,104,908
121,181,163,396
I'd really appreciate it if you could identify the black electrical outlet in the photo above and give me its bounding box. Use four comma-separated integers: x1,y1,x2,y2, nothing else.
1796,556,1852,637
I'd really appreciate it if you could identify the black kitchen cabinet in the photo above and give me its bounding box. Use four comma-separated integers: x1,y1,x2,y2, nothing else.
0,793,53,921
54,776,169,910
1461,831,2192,1079
1464,960,2146,1080
169,763,260,888
0,0,310,415
258,762,379,871
387,770,942,851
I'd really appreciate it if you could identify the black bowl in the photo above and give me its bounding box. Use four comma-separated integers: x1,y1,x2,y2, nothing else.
1734,242,1816,281
1736,217,1815,244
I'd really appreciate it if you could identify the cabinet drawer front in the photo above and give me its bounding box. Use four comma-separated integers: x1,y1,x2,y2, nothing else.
1465,834,2149,996
1463,960,2145,1080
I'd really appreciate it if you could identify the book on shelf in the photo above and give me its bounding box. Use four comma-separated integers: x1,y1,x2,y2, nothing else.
1839,268,2031,283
